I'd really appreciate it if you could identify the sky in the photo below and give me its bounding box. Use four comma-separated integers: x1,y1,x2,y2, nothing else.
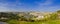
0,0,60,12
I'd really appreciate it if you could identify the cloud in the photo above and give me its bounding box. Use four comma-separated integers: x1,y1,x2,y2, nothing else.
0,2,17,12
16,0,60,12
34,0,60,12
0,0,60,12
0,3,9,12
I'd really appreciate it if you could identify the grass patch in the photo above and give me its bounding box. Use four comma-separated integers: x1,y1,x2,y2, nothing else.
19,20,60,24
5,19,60,24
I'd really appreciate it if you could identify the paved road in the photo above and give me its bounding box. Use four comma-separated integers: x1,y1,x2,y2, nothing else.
0,22,8,24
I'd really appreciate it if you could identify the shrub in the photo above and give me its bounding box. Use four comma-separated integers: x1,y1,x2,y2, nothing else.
50,13,58,20
7,20,19,24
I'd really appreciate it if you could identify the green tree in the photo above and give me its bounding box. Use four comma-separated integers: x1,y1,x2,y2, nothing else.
8,13,20,20
57,10,60,13
50,13,58,20
0,12,20,22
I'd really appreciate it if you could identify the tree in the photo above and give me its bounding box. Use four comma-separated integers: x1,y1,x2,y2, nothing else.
50,13,58,20
57,10,60,13
0,12,20,22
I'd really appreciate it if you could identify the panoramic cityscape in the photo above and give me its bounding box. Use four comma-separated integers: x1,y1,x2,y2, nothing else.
0,0,60,24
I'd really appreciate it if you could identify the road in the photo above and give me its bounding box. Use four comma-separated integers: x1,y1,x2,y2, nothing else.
0,22,8,24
